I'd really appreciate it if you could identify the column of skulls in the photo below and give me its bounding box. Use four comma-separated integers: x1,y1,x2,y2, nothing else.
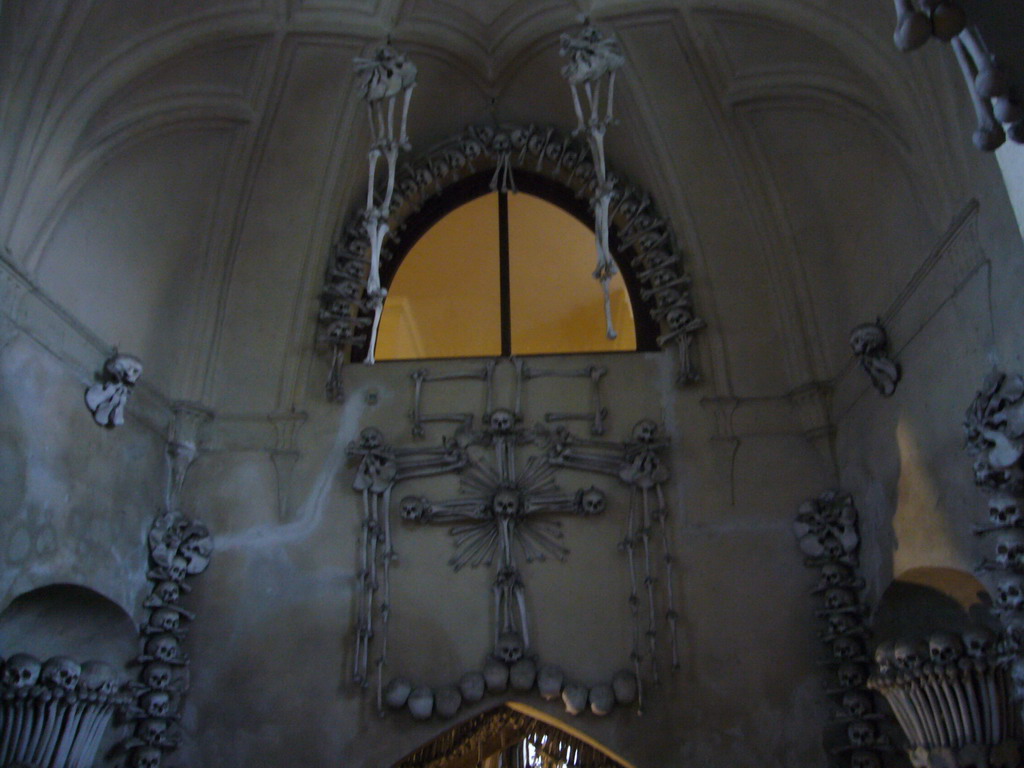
111,510,213,768
890,1,1021,150
966,372,1024,716
793,490,893,768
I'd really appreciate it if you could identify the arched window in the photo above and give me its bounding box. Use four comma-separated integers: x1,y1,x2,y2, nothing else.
357,171,659,362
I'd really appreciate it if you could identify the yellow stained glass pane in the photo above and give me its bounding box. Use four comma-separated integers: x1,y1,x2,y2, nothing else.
375,193,502,360
508,193,636,355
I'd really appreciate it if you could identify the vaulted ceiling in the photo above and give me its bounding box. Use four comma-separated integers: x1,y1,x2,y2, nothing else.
0,0,994,413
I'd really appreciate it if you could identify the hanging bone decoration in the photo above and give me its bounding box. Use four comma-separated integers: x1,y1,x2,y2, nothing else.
317,123,704,400
560,21,625,341
84,352,143,428
792,490,895,766
349,359,668,719
965,371,1024,731
543,417,680,698
111,508,213,768
869,629,1021,768
849,322,901,397
520,361,608,436
345,427,468,707
351,43,417,367
410,363,495,438
0,654,132,768
890,3,1021,151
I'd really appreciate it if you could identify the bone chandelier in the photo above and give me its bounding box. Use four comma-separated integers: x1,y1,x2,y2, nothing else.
351,22,626,362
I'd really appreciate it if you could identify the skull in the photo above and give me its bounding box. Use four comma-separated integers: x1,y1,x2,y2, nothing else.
665,307,693,331
492,490,520,519
2,653,41,688
847,721,876,747
510,658,537,691
850,750,882,768
496,630,524,663
537,665,565,700
399,495,427,521
561,682,588,716
146,634,181,663
833,637,863,660
384,677,411,709
963,627,995,658
873,641,896,676
136,718,170,745
445,149,467,172
461,137,484,159
893,640,926,671
179,527,213,573
407,686,434,720
838,663,868,689
41,656,81,690
141,690,171,717
824,588,856,611
612,670,638,705
153,581,180,604
167,556,189,583
849,323,887,356
483,658,509,692
589,683,615,716
928,631,964,665
488,409,515,434
577,486,606,516
142,662,173,690
995,529,1024,569
491,132,511,154
842,691,874,720
358,427,384,451
429,155,450,178
79,661,118,696
458,671,485,703
997,573,1024,612
827,613,858,637
819,562,853,589
108,354,144,385
560,149,578,168
631,419,658,444
130,746,162,768
434,685,462,719
988,491,1024,526
509,127,531,148
149,608,180,633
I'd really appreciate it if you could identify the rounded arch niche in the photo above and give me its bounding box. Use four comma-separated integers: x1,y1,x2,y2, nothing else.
317,123,705,398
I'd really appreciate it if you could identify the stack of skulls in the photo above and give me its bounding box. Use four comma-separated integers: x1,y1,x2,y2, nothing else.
793,490,892,768
112,510,213,768
868,630,1021,768
0,654,132,768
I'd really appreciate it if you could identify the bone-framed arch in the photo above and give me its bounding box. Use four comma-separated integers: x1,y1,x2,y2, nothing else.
317,122,706,399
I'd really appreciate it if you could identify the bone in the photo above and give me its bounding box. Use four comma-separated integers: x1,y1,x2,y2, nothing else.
892,0,931,51
952,33,1006,151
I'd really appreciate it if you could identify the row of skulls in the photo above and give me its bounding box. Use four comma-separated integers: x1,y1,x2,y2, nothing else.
1,654,130,702
793,490,892,768
111,510,213,768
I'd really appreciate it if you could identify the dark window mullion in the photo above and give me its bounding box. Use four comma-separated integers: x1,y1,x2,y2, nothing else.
498,191,511,357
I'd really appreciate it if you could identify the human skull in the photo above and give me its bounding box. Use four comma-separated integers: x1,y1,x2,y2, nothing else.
149,608,180,633
153,581,180,604
962,627,995,659
577,486,606,516
458,671,485,703
842,691,874,720
41,656,81,690
928,631,964,665
146,634,181,663
492,490,520,519
819,562,853,589
2,653,41,689
537,665,565,700
142,662,173,691
827,613,859,637
612,670,638,705
665,307,693,332
488,409,515,434
179,527,213,574
136,718,170,745
995,529,1024,569
79,661,118,696
998,574,1024,612
510,658,536,691
491,132,511,154
408,687,433,720
141,690,172,717
833,637,863,660
850,750,882,768
483,658,509,692
837,663,868,689
399,495,427,521
167,556,189,583
434,685,462,719
509,127,531,148
130,746,161,768
893,640,926,671
384,677,412,709
873,641,896,676
561,682,588,716
847,721,876,747
989,492,1024,526
849,324,886,356
358,427,384,451
824,588,856,611
496,630,524,663
631,419,658,444
108,354,144,385
589,684,615,716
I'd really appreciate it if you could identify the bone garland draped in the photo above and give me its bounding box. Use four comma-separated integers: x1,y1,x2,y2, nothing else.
0,654,132,768
317,123,705,400
559,21,625,341
351,43,417,369
966,372,1024,715
792,490,894,767
110,509,213,768
890,2,1021,151
85,352,143,428
869,629,1021,768
849,322,901,397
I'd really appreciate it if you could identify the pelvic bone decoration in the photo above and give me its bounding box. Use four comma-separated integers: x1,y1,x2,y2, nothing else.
84,352,143,427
